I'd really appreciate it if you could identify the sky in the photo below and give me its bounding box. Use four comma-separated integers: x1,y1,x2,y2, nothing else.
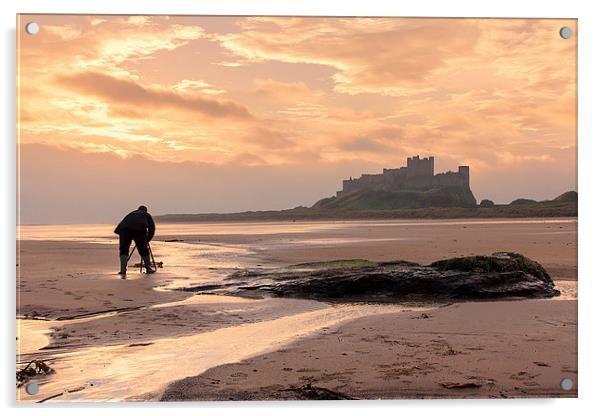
17,15,577,224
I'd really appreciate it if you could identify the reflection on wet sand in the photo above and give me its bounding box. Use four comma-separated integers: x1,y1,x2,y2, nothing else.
18,302,418,402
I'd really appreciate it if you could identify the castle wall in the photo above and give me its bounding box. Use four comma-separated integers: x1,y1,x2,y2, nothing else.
382,167,407,189
432,171,466,187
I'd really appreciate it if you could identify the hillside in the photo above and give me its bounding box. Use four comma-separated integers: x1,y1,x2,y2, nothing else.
554,191,578,202
156,191,577,223
313,186,477,210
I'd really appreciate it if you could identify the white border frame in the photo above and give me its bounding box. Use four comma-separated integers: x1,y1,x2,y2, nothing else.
2,1,600,414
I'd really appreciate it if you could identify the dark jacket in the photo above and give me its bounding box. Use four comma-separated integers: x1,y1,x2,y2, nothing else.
114,209,155,241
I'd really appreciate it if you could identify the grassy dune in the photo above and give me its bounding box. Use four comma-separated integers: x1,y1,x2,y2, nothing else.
156,200,576,223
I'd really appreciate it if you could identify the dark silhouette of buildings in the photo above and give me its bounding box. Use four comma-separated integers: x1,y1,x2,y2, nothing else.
337,155,470,196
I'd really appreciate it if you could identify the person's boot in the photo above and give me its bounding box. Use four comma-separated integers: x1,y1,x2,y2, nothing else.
118,255,128,278
142,256,156,274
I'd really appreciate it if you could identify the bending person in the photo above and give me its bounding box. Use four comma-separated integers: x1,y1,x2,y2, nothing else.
114,205,156,277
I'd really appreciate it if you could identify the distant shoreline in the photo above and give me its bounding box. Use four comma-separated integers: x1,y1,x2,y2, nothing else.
156,201,577,223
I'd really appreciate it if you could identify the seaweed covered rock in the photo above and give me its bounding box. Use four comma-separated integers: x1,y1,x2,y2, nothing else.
213,253,559,302
430,252,553,284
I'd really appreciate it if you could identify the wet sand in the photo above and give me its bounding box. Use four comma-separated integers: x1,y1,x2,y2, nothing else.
18,235,410,401
16,218,577,401
161,299,577,400
17,240,188,320
156,218,577,280
19,302,415,402
256,219,577,280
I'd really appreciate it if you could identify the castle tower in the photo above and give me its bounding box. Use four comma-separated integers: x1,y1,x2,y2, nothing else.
407,155,434,178
404,155,435,188
428,156,435,177
458,166,470,188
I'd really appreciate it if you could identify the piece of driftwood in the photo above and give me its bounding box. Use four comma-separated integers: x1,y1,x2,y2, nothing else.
36,385,86,403
279,383,357,400
439,382,482,389
16,360,55,387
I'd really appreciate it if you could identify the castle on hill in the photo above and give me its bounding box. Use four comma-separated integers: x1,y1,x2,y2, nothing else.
337,155,470,197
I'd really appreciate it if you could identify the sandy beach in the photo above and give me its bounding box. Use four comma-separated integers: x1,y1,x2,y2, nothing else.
16,218,577,402
161,299,577,400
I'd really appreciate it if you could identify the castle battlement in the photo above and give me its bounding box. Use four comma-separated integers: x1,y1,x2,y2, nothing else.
337,155,470,196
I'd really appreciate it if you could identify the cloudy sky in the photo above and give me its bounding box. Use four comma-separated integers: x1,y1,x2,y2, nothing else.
18,15,576,224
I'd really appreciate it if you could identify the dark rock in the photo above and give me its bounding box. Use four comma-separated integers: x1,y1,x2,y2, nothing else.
430,252,553,284
209,253,559,302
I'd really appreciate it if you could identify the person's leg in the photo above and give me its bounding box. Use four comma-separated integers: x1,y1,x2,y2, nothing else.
134,233,155,274
118,233,133,276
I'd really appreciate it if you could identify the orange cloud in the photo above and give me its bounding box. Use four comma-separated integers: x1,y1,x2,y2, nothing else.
215,18,481,96
253,78,312,101
56,72,253,120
